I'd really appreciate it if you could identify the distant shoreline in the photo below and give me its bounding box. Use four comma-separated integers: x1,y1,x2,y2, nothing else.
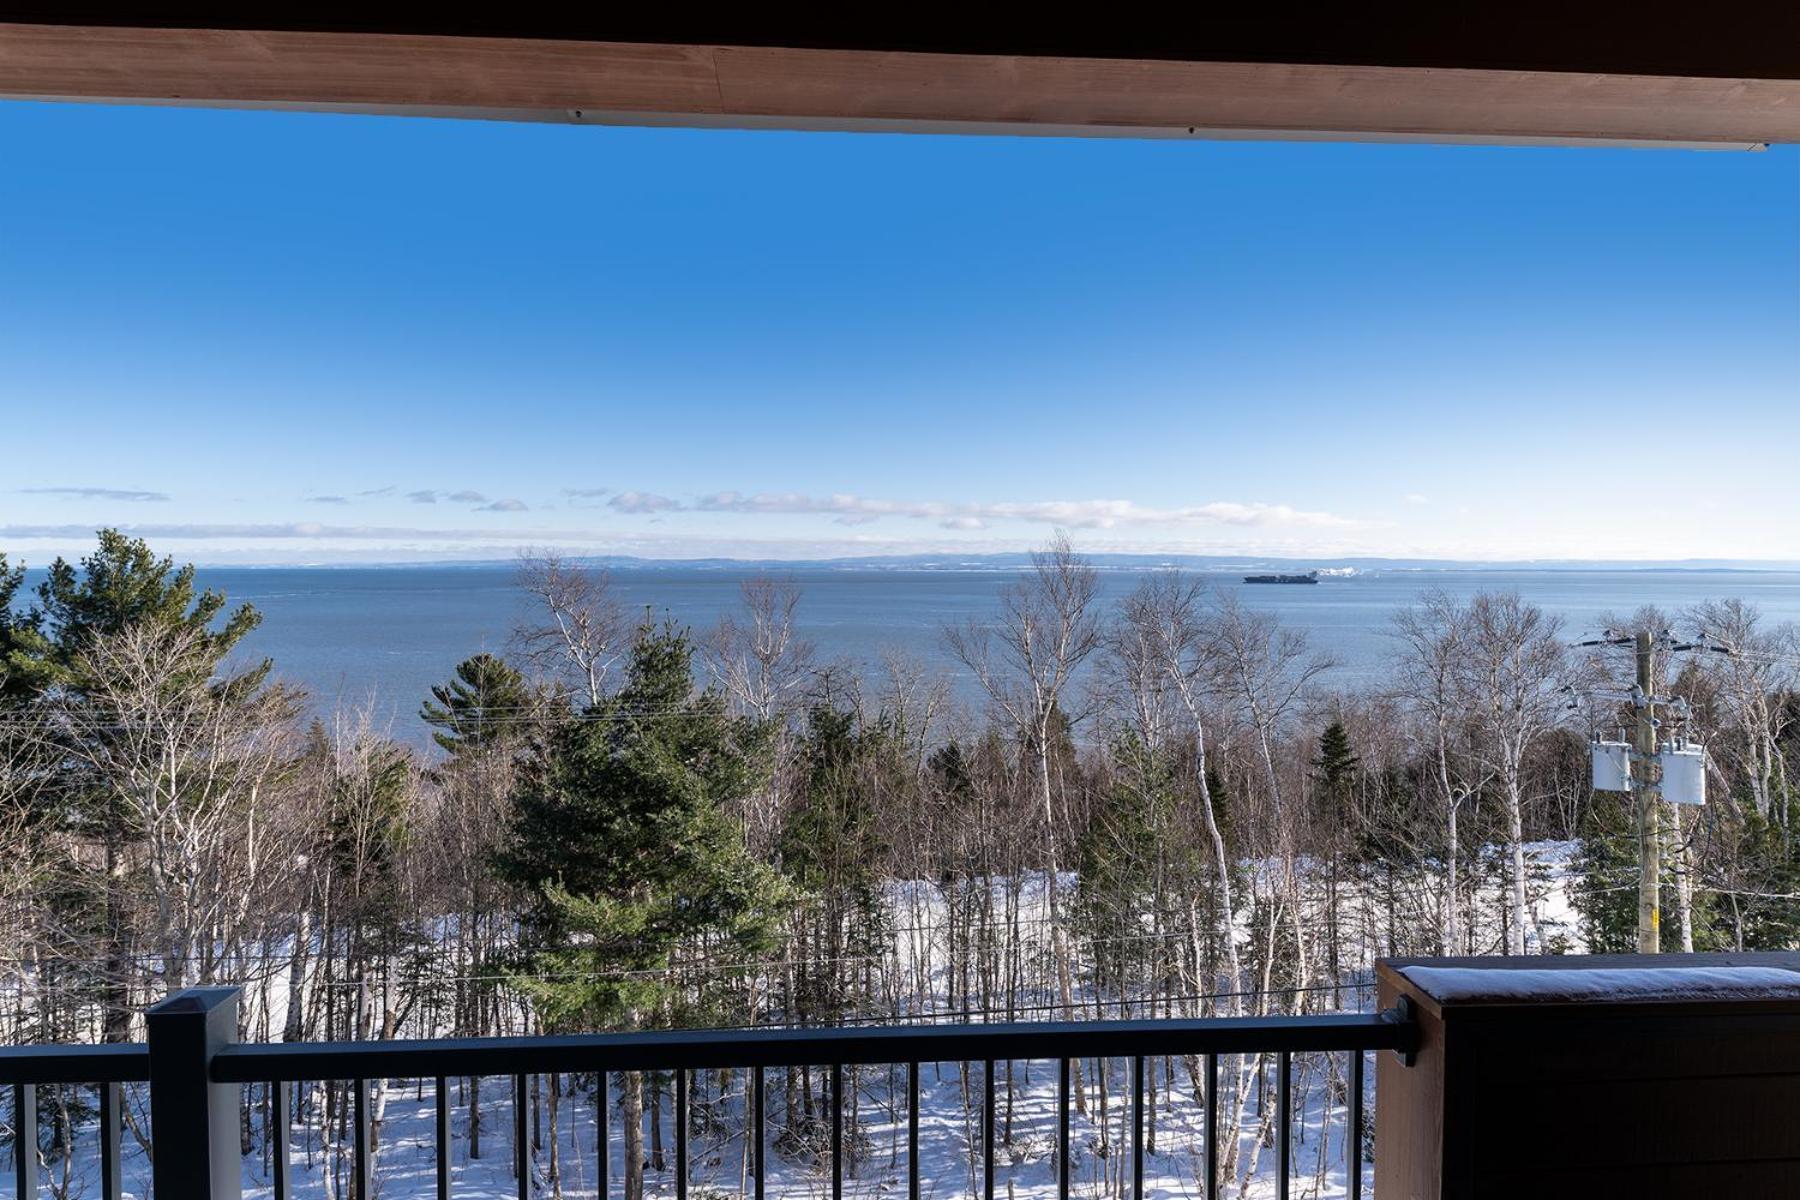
13,554,1800,574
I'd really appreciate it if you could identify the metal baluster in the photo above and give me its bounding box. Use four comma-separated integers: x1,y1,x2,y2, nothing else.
434,1076,449,1200
13,1082,36,1198
1348,1051,1365,1200
1057,1058,1070,1200
907,1062,920,1200
513,1073,528,1200
983,1060,995,1200
831,1063,844,1200
752,1066,765,1200
599,1071,610,1200
270,1081,289,1200
1203,1055,1218,1200
99,1081,122,1200
676,1068,689,1200
1276,1054,1291,1200
1132,1056,1145,1200
354,1078,372,1200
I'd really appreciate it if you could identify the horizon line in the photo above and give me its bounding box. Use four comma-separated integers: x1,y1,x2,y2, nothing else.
11,550,1800,572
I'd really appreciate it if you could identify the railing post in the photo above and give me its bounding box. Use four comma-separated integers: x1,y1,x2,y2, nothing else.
146,987,243,1200
12,1081,37,1197
100,1080,123,1200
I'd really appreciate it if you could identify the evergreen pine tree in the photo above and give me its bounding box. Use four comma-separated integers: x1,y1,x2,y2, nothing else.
496,619,791,1200
1074,733,1168,998
497,618,791,1024
0,553,38,704
781,705,892,1024
1709,801,1800,950
1313,720,1361,810
421,653,532,754
10,528,263,694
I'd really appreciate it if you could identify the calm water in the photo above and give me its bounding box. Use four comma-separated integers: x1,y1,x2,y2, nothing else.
207,567,1800,738
21,565,1800,741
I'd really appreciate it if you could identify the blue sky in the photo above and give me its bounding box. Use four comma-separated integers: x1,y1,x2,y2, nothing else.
1,101,1796,564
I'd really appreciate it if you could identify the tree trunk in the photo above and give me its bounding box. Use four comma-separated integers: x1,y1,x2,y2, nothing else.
470,1074,483,1160
548,1075,562,1198
1505,778,1529,955
650,1075,665,1173
1674,809,1696,953
623,1070,645,1200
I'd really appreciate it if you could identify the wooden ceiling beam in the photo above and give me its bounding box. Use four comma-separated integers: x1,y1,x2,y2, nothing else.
0,23,1794,146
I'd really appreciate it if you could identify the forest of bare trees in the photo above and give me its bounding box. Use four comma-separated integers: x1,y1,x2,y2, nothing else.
4,531,1800,1198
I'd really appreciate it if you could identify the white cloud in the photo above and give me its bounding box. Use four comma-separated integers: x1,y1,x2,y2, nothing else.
1404,493,1428,505
20,486,169,502
679,490,1363,531
478,498,528,512
307,495,350,505
610,491,682,514
1,523,545,541
448,490,487,503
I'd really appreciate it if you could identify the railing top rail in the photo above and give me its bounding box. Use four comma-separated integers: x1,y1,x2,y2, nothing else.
0,1042,150,1085
212,1010,1416,1083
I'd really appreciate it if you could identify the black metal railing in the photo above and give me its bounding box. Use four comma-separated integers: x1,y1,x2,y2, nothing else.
2,987,1418,1200
2,1041,146,1198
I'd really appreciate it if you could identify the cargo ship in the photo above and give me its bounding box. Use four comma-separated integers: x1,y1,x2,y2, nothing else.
1243,571,1320,585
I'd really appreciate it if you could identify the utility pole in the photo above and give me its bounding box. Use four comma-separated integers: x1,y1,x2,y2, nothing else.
1634,630,1662,953
1578,627,1725,954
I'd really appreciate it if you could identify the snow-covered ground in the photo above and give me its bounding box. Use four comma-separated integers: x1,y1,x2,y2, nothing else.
2,842,1589,1199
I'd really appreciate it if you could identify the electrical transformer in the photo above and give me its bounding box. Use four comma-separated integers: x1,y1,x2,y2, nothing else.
1590,741,1631,792
1658,743,1707,806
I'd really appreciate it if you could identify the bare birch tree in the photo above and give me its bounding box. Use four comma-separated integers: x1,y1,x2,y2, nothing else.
1208,593,1333,994
944,533,1100,1018
1391,590,1486,954
1463,592,1569,955
706,575,815,722
1687,599,1796,819
513,551,624,708
44,623,301,990
872,649,950,782
704,575,816,857
1114,574,1247,1004
1111,574,1268,1184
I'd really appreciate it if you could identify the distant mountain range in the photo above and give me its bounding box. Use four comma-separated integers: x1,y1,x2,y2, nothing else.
304,553,1800,574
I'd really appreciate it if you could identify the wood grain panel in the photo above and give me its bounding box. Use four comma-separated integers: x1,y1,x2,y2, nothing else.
0,23,1795,144
713,47,1800,144
1374,967,1447,1200
12,14,1800,81
0,25,723,113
